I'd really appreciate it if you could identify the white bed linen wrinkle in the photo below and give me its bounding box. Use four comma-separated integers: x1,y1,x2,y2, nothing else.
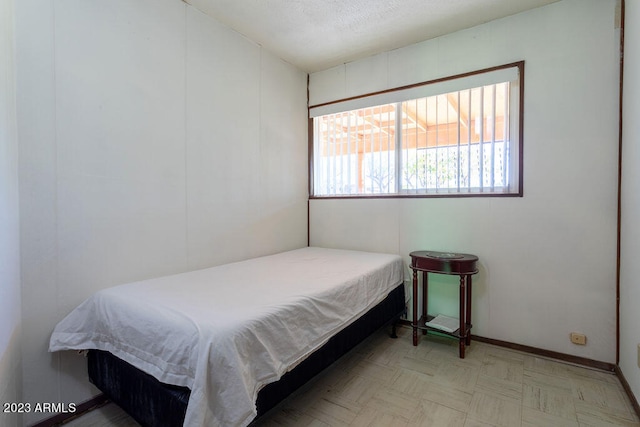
49,247,404,427
51,290,201,387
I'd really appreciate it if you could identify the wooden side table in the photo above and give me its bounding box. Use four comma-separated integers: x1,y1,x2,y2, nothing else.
409,250,479,358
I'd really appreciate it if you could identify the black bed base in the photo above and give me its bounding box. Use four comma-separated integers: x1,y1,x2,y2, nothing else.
87,284,405,427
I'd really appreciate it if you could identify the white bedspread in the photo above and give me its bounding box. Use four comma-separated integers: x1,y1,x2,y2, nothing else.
49,247,403,427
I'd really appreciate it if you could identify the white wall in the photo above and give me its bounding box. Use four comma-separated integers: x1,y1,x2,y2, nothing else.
620,0,640,405
0,0,22,424
310,0,620,363
16,0,308,424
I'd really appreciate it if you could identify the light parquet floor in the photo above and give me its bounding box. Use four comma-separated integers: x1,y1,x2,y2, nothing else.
64,326,639,427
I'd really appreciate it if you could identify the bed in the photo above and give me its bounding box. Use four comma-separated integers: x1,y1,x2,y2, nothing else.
49,247,405,427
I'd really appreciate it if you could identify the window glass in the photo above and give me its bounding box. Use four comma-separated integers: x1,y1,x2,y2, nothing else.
311,63,523,197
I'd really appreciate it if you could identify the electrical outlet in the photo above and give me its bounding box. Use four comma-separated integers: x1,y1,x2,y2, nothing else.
570,332,586,345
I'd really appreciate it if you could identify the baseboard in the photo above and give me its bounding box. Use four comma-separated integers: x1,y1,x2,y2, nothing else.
397,319,616,371
615,365,640,417
29,394,108,427
471,334,617,372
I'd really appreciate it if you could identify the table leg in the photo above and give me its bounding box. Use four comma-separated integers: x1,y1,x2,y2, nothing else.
466,274,472,346
422,271,428,335
459,275,466,359
412,269,418,346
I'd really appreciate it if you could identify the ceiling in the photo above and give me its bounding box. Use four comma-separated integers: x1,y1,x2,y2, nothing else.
184,0,560,73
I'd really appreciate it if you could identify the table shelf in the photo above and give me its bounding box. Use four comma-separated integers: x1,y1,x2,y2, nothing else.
413,315,472,339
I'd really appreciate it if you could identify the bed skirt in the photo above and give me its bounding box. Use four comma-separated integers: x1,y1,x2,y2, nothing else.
87,283,405,427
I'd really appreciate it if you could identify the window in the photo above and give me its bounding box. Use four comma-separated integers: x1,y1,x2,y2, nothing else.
310,62,523,197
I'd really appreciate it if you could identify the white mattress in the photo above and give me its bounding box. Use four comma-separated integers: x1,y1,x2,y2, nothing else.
49,247,403,427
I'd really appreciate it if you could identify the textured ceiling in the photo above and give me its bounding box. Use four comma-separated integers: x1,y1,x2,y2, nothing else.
185,0,561,73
